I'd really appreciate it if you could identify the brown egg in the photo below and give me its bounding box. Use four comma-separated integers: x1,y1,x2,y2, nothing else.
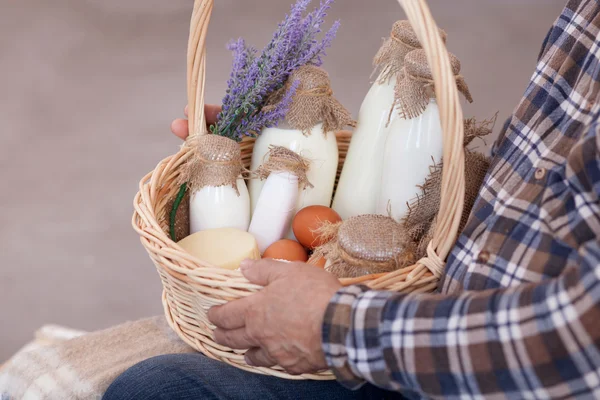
263,239,308,262
292,206,342,249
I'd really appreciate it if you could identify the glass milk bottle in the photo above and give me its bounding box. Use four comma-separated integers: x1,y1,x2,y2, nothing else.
190,177,250,233
250,123,338,215
249,171,299,253
332,75,398,219
187,134,250,233
377,100,443,221
377,49,473,222
249,65,354,230
332,20,447,220
249,147,311,253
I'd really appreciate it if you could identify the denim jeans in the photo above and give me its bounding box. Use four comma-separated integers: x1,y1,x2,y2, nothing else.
103,354,404,400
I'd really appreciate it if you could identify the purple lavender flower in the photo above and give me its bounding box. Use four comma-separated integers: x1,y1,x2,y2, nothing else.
213,0,340,141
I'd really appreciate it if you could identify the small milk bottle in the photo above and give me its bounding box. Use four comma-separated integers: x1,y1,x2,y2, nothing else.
187,134,251,233
332,21,447,220
377,49,473,222
248,147,312,253
249,65,354,233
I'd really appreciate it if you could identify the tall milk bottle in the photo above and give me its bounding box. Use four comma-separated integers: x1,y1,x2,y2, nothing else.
332,21,447,219
377,49,473,222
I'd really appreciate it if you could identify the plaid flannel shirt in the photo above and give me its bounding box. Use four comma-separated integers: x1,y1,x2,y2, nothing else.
322,1,600,399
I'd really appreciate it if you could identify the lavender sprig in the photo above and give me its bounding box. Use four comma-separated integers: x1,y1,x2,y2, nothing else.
235,79,301,138
213,0,340,141
219,38,257,121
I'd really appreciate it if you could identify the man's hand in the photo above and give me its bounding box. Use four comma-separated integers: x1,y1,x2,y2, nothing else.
208,259,342,375
171,104,221,140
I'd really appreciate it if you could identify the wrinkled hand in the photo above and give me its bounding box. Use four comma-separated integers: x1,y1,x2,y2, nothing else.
208,259,342,375
171,104,221,140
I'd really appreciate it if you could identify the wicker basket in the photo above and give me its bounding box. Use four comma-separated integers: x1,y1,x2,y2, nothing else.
132,0,466,380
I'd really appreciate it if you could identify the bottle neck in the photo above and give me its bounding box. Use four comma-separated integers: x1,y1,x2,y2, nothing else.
271,170,300,184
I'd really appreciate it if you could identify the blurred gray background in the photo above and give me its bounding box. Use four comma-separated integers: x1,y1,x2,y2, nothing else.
0,0,566,361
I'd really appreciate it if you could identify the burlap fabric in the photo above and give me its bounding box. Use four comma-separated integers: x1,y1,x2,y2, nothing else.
373,20,447,84
255,145,313,189
394,49,473,120
180,134,244,194
402,117,494,258
315,215,415,278
166,189,190,242
266,65,355,135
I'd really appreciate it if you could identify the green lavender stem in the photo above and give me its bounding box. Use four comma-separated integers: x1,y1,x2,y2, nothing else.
169,183,188,241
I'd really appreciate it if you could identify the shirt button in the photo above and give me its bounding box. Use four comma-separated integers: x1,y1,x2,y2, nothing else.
477,251,490,263
535,167,546,180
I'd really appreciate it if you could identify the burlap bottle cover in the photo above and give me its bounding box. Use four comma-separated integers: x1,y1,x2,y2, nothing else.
255,146,313,188
180,134,245,194
313,215,415,279
265,64,355,135
394,48,473,120
373,20,447,84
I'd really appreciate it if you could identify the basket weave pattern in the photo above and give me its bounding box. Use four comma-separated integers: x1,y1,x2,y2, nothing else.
132,0,465,380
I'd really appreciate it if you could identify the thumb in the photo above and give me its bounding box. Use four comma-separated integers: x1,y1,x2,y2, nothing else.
240,259,289,286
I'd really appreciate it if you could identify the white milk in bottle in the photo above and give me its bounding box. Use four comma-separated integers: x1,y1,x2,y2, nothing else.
377,100,443,221
332,75,398,219
377,49,473,222
332,21,447,219
187,134,251,233
190,177,250,233
249,147,312,253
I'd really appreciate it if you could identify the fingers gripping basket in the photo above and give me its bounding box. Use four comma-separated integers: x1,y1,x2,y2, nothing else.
132,0,466,380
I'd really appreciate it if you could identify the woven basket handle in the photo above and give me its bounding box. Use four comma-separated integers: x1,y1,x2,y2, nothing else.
398,0,465,270
187,0,214,138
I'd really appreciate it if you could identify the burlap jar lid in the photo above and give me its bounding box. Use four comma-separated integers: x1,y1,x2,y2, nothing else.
265,64,355,135
182,134,244,193
374,20,447,83
338,215,404,263
316,214,413,278
394,48,473,120
254,146,313,189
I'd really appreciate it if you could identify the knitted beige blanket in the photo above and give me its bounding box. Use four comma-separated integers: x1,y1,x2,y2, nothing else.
0,316,194,399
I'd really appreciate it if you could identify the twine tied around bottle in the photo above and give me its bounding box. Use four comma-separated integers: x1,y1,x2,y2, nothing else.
254,146,313,190
392,48,473,122
265,65,356,136
373,20,447,84
312,215,415,279
179,134,245,195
